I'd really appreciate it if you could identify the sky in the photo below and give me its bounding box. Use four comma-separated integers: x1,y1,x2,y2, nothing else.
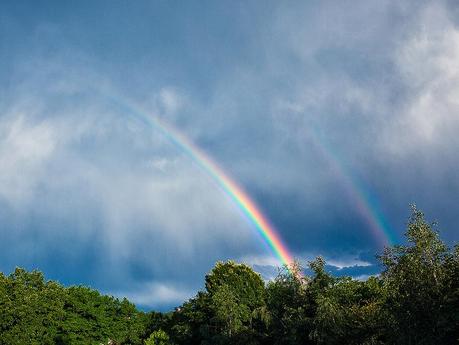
1,0,459,310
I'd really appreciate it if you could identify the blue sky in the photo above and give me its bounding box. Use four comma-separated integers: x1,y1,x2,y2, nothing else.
1,0,459,309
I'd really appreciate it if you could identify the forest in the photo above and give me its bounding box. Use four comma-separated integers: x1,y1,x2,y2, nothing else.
1,207,458,345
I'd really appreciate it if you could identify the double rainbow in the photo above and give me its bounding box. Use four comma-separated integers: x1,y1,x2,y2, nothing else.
107,96,395,273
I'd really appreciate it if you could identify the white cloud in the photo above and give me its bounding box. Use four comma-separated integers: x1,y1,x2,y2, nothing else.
353,274,376,281
0,115,56,206
240,252,373,271
386,2,459,152
159,88,182,114
326,257,372,270
111,281,194,308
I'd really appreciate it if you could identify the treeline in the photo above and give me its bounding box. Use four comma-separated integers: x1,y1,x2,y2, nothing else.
1,207,458,344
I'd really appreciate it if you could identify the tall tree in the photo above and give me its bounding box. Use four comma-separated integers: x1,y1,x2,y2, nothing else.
205,261,267,344
379,206,454,344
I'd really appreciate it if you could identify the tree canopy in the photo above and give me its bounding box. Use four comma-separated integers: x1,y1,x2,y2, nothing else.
0,206,458,344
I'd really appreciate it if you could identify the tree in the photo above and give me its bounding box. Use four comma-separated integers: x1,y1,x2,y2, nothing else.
0,268,147,344
205,261,266,309
2,206,459,344
205,261,267,344
145,329,171,345
265,261,312,345
311,276,387,345
211,283,249,338
169,291,212,345
443,244,459,341
379,205,455,344
0,268,65,344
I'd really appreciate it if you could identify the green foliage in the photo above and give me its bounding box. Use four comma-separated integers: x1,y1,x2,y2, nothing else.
205,261,266,311
144,329,170,345
205,261,266,342
379,205,457,344
168,291,212,344
0,269,146,344
0,268,65,344
211,283,246,337
165,207,459,345
311,276,387,345
1,206,458,344
265,261,312,344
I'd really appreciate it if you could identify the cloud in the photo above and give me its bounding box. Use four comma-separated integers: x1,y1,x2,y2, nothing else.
387,2,459,152
0,64,261,293
326,257,372,270
240,252,375,281
111,281,194,309
353,274,376,281
240,252,372,270
1,0,459,308
0,115,56,206
159,88,182,114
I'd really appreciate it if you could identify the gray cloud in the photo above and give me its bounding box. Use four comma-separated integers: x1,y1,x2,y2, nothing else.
0,64,262,300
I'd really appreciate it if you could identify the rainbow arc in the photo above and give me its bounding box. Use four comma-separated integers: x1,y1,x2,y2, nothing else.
114,100,296,270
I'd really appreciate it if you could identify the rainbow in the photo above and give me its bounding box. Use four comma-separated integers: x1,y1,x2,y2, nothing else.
308,126,396,246
104,95,395,274
110,100,296,270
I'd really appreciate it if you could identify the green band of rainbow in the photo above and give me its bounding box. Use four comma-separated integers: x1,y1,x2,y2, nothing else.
112,100,296,269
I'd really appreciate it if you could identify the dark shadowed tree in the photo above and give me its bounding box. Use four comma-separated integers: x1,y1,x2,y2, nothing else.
311,275,387,345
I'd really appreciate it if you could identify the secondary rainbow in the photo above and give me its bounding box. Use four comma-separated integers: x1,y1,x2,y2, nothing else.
111,100,296,270
307,126,396,246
